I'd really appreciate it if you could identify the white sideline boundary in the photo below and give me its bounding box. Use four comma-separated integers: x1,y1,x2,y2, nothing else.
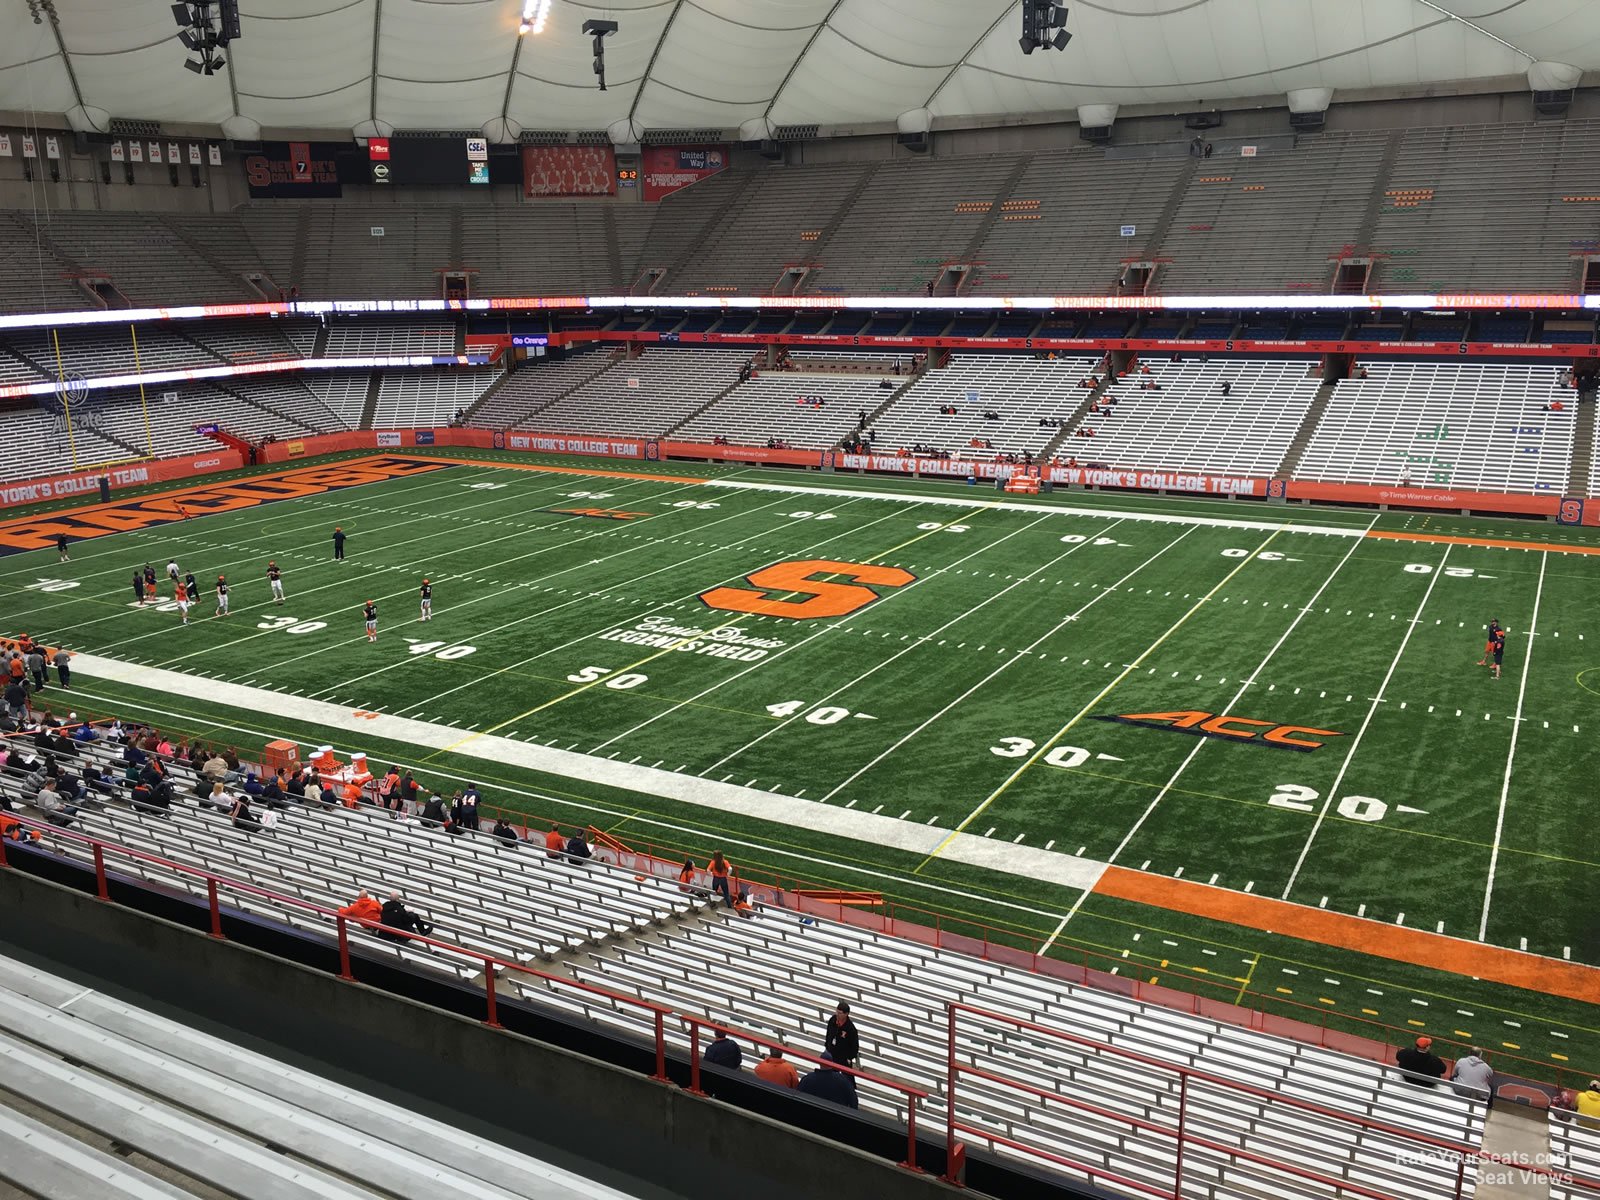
704,478,1368,536
70,651,1110,894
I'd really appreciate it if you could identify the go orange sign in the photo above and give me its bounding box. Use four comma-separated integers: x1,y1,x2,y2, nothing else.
700,559,915,620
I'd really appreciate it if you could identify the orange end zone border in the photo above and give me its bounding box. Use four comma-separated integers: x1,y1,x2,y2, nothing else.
1366,530,1600,556
1093,866,1600,1005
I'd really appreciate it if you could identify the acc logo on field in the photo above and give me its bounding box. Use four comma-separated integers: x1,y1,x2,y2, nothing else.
700,559,915,620
1095,710,1343,752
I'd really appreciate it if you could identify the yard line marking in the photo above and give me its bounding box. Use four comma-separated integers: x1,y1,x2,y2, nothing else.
1478,550,1546,942
1067,518,1373,906
1281,544,1452,901
1039,915,1071,955
606,511,1088,761
917,526,1280,868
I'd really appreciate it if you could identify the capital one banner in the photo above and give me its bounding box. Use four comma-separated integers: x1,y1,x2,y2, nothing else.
521,145,617,197
641,145,727,202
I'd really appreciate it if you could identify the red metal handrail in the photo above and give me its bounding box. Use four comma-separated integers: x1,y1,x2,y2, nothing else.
0,815,932,1170
944,1002,1485,1198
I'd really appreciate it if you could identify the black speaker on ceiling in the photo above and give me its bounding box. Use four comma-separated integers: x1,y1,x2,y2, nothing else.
1289,110,1327,132
1533,88,1574,117
896,131,929,154
1079,125,1111,145
1183,111,1223,130
757,139,783,161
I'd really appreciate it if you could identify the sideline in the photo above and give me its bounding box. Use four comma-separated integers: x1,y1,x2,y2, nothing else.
1365,530,1600,556
1092,866,1600,1006
63,650,1110,895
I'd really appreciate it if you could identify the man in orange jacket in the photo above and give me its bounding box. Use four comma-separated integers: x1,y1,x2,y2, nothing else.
338,889,382,926
544,823,566,858
753,1044,799,1089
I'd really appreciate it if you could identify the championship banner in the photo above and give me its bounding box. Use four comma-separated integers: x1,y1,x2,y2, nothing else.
521,145,617,197
243,140,348,198
640,145,727,202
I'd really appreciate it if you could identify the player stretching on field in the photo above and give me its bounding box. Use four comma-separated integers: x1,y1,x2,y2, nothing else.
166,559,180,583
364,600,378,643
174,580,191,625
215,575,230,617
1476,618,1502,666
419,578,432,622
268,561,285,605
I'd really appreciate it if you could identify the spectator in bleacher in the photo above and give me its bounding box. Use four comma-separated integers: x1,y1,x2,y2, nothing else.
678,858,700,894
1577,1081,1600,1128
1,809,41,843
707,851,734,907
491,817,519,848
420,793,448,829
2,680,26,722
230,794,262,833
200,748,229,783
1451,1048,1493,1099
285,768,308,801
34,777,77,827
400,770,420,810
704,1030,742,1070
377,765,400,810
797,1052,858,1109
201,781,233,813
447,791,469,834
1220,380,1232,397
378,892,433,942
260,774,288,810
544,823,566,858
754,1044,799,1089
565,829,593,863
823,1002,859,1068
338,890,382,926
318,781,339,809
459,783,481,831
1395,1036,1448,1087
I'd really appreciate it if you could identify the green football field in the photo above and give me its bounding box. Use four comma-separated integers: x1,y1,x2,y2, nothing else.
4,450,1597,1081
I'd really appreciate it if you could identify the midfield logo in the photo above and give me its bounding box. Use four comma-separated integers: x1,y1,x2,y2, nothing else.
1094,710,1345,752
548,507,650,520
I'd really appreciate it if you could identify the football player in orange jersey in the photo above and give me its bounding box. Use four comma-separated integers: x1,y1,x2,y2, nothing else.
174,579,191,625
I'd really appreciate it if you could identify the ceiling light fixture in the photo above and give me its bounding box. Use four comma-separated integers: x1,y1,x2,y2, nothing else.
520,0,551,36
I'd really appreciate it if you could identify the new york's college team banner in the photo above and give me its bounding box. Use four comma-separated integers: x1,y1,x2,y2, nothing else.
641,145,727,202
521,145,617,197
0,453,242,511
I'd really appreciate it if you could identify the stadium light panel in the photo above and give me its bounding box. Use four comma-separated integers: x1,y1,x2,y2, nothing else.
521,0,551,35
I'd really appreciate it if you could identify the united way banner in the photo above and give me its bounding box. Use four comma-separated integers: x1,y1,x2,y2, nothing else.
641,145,727,202
522,145,616,197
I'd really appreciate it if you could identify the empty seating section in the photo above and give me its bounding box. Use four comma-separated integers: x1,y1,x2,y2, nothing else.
0,407,132,479
671,371,884,447
533,348,751,436
305,372,374,428
226,376,354,431
626,169,751,281
1,728,1484,1200
163,212,272,290
0,212,87,311
1295,363,1573,492
973,151,1187,293
673,164,871,293
869,355,1099,457
76,383,318,458
470,348,616,428
296,206,454,298
1374,120,1600,291
3,323,219,377
372,368,498,427
21,212,251,306
461,204,652,296
324,318,455,356
806,157,1015,294
1158,132,1389,292
1085,359,1321,476
184,316,314,361
0,957,638,1200
1549,1108,1600,1200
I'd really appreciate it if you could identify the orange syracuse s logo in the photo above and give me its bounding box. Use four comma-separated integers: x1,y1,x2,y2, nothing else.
700,559,915,620
1094,710,1344,752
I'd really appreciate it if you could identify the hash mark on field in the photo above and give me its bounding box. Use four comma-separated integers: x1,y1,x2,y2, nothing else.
1012,832,1026,843
1396,912,1406,925
1076,846,1086,855
901,810,913,820
1244,881,1254,892
1045,839,1055,850
845,799,857,808
872,804,885,814
984,826,997,838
